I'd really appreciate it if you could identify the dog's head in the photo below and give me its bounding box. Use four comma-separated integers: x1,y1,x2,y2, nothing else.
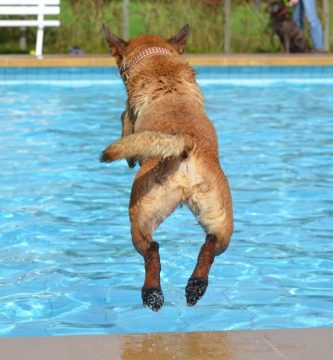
103,24,190,81
267,1,285,17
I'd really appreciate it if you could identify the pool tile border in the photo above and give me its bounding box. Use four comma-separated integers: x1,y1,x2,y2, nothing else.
1,65,333,82
1,55,333,82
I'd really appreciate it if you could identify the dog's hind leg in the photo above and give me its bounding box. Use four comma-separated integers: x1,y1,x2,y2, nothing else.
186,167,233,306
185,232,229,306
129,158,185,311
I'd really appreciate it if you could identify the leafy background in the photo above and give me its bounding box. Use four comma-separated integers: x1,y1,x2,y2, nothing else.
0,0,331,54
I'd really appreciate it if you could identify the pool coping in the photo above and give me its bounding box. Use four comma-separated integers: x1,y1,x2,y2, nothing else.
0,327,332,359
1,54,333,67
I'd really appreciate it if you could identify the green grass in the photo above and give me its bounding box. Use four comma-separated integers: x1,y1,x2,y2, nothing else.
130,1,144,37
0,0,331,54
230,3,277,53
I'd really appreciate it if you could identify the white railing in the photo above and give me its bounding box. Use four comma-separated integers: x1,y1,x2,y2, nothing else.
0,0,60,57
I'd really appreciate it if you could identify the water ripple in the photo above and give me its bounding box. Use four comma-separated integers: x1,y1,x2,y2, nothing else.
0,82,332,336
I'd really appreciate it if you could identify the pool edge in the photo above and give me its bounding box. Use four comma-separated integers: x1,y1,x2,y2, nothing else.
1,54,333,67
0,327,332,359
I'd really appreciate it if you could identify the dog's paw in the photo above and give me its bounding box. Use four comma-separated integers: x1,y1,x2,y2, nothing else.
141,287,164,312
185,277,208,306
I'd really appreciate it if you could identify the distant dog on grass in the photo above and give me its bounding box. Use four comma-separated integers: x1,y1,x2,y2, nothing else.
267,0,310,53
100,24,233,311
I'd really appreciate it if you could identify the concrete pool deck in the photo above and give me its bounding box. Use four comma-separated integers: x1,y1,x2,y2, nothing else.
0,53,333,67
0,328,332,359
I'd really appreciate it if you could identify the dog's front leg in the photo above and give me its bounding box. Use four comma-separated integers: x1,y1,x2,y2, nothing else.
283,35,291,53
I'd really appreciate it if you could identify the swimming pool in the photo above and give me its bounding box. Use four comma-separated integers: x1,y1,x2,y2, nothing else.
1,68,333,337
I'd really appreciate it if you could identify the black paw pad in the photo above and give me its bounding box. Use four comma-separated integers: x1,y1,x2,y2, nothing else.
185,277,208,306
141,287,164,312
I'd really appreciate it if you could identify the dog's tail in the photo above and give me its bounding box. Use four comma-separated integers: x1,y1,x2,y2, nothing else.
100,131,195,163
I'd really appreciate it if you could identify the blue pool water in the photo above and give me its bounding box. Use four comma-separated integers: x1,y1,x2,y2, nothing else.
1,73,333,337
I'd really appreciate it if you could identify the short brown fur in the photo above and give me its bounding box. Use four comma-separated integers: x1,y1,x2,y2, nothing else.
101,24,233,311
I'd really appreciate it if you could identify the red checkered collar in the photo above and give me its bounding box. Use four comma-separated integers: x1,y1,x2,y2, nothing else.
277,6,289,18
119,47,173,81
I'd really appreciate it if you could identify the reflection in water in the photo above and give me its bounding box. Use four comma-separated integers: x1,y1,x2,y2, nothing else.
121,332,234,360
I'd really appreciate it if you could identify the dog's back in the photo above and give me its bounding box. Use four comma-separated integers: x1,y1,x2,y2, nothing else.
102,34,220,164
131,54,219,159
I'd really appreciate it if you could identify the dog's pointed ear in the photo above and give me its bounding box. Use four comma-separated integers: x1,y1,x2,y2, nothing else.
103,24,127,59
168,24,190,54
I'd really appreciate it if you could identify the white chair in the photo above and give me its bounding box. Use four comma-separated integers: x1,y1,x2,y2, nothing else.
0,0,60,57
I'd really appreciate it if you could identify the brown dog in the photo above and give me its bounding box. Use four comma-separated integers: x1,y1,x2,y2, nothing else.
267,1,310,53
101,24,233,311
